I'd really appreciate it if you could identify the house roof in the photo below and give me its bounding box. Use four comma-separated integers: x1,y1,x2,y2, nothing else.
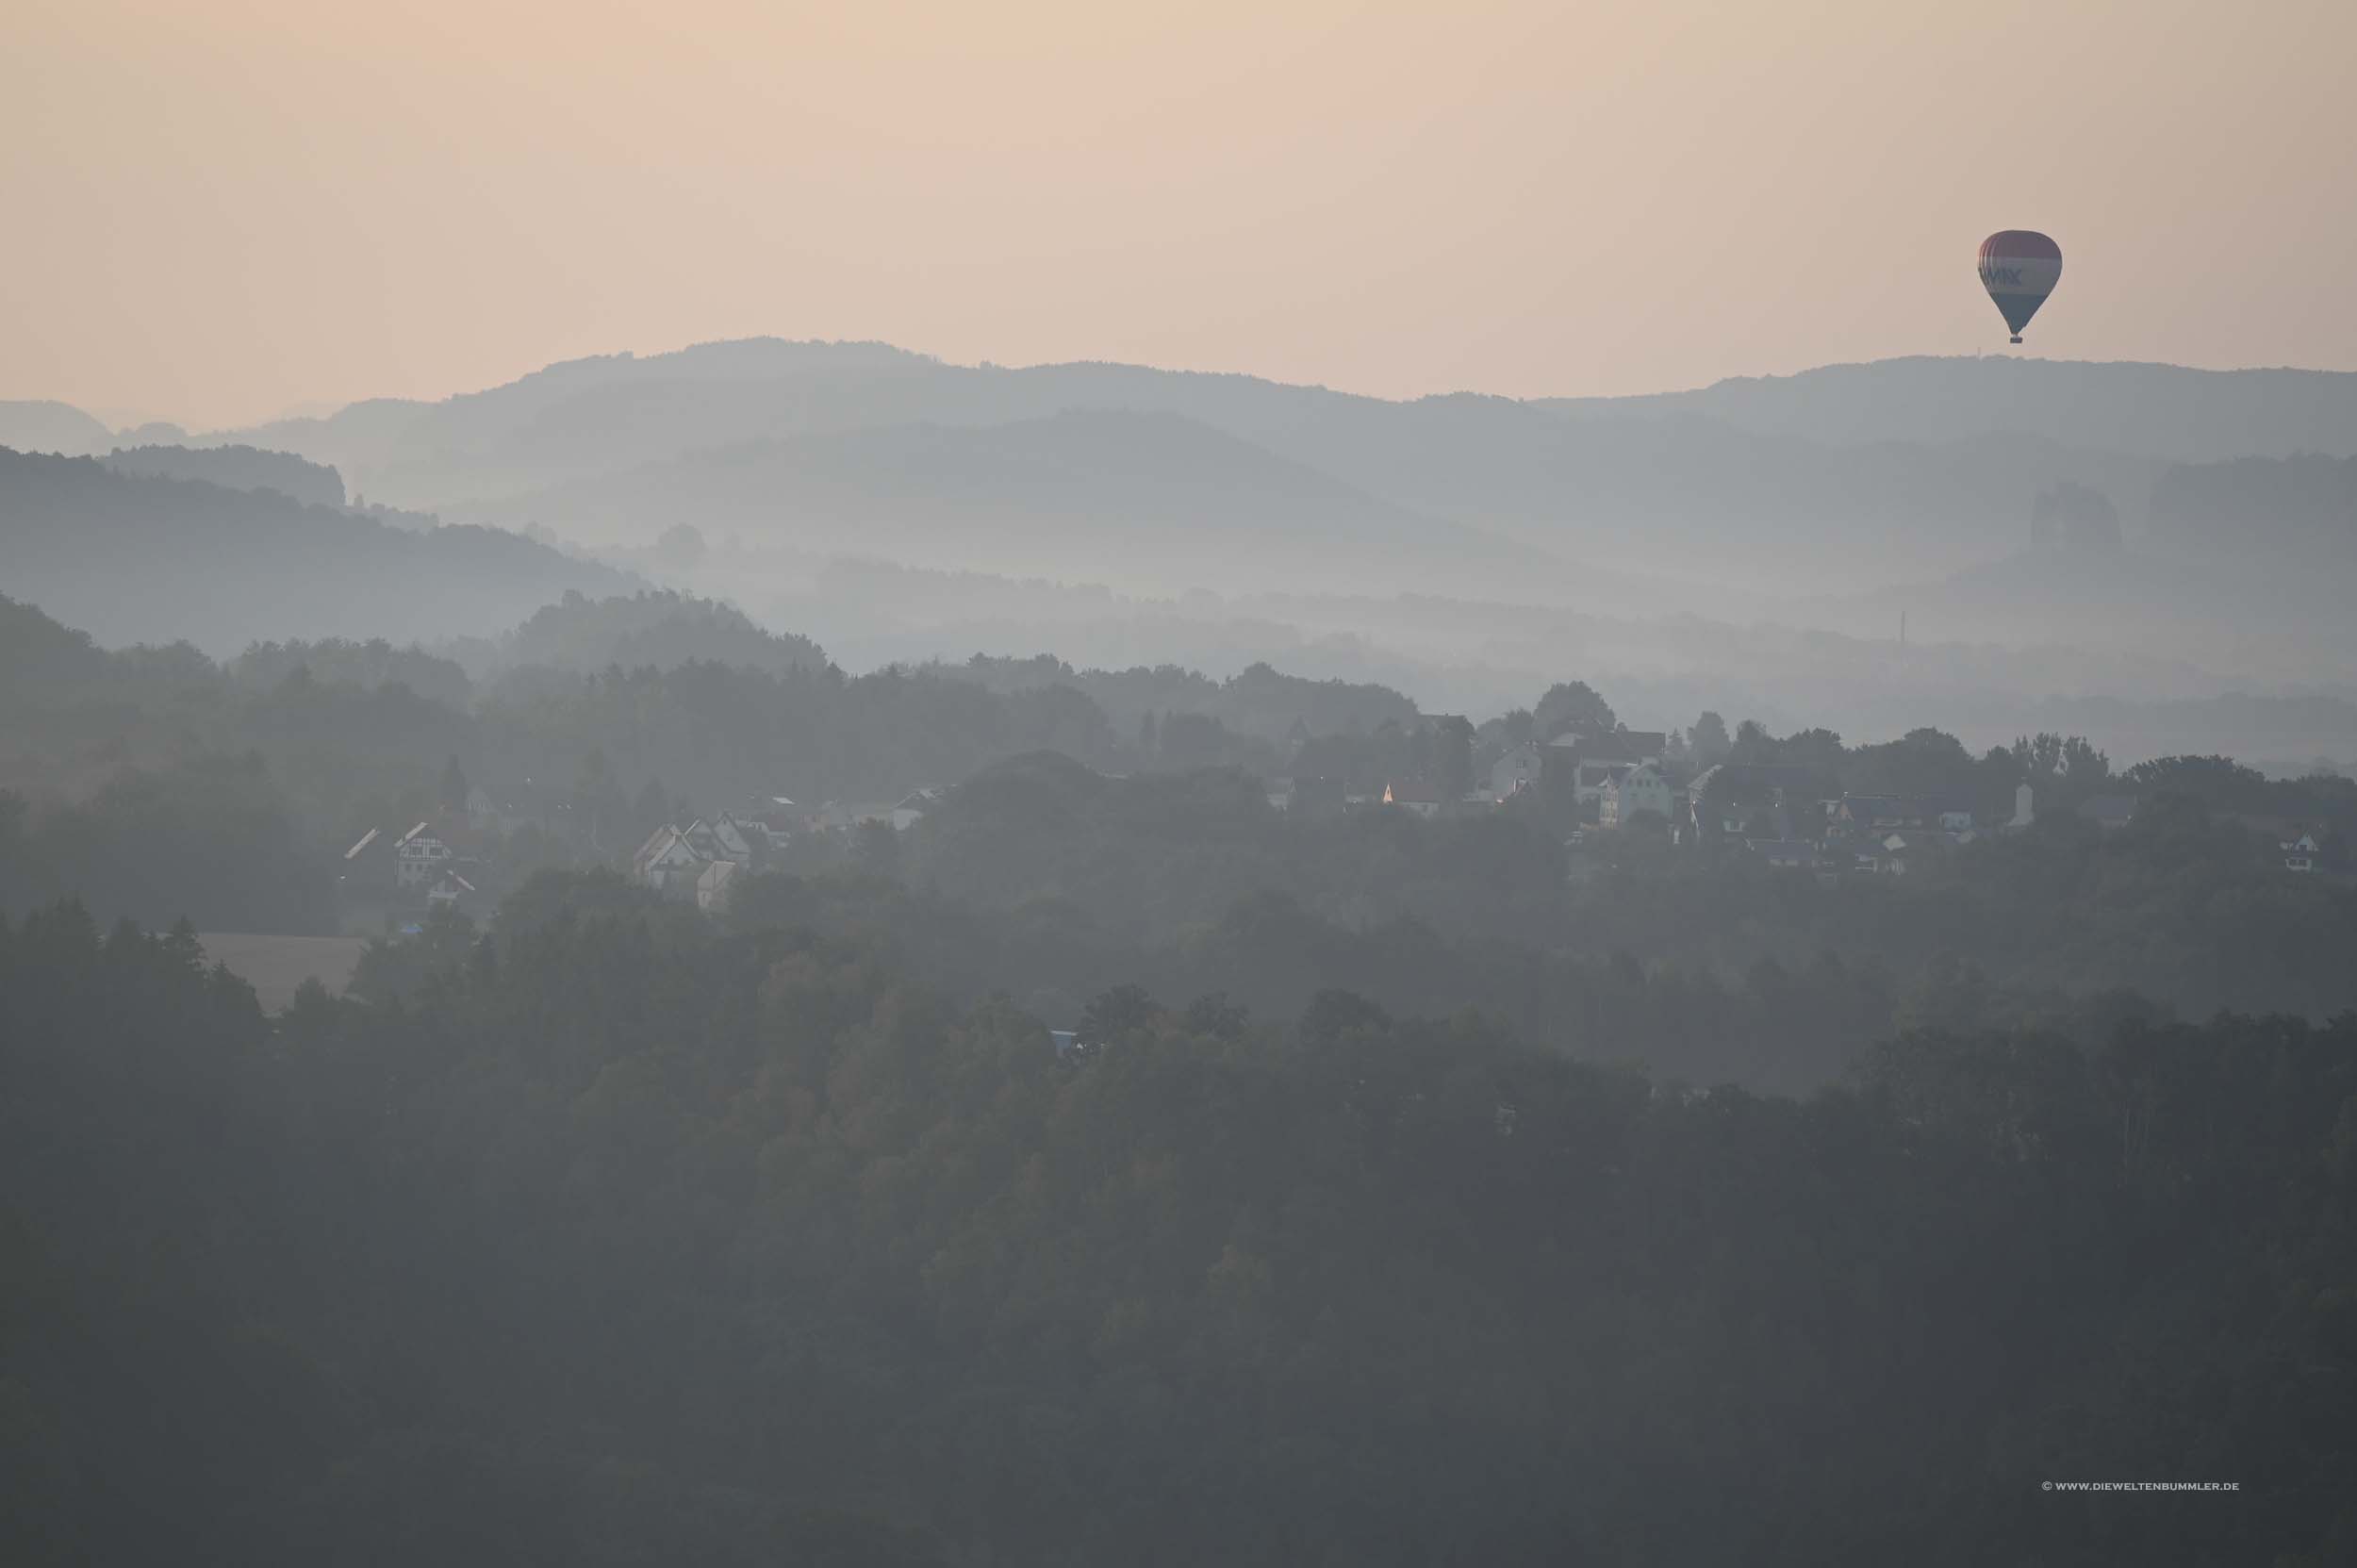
343,826,381,860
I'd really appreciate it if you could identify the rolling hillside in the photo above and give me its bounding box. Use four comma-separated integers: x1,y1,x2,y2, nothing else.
0,448,635,654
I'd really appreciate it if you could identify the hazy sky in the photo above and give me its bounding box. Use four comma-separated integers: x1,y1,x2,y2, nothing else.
8,0,2352,428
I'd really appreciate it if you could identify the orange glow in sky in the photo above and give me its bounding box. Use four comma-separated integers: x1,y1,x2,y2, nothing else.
7,0,2351,426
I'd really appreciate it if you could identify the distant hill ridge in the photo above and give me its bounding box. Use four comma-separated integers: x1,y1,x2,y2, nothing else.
16,342,2357,607
0,400,116,458
23,344,2357,487
103,443,346,509
0,446,635,654
460,406,1581,603
127,342,2345,592
1540,355,2357,462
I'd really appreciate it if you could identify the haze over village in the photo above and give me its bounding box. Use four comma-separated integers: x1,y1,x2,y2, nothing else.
6,2,2355,1562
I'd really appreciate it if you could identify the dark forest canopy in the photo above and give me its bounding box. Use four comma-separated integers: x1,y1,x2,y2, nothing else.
102,441,347,509
3,886,2352,1563
230,636,476,706
449,587,829,680
885,749,2357,1034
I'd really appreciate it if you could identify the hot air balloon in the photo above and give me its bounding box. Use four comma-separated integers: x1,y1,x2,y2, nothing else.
1978,230,2061,343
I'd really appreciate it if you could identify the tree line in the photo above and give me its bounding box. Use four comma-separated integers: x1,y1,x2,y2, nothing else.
4,882,2351,1563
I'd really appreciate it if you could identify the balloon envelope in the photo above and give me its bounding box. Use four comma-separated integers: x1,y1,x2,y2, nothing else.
1978,230,2062,340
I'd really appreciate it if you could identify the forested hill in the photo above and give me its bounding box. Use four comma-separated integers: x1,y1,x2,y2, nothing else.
0,447,635,653
103,442,347,508
466,409,1569,602
447,588,828,679
2150,451,2357,555
3,887,2350,1563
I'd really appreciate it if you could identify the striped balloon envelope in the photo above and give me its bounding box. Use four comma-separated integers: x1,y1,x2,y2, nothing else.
1978,231,2062,343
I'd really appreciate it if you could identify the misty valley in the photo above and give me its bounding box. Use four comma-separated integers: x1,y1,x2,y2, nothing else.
4,342,2356,1564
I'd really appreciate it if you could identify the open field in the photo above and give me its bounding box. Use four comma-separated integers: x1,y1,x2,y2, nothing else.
196,933,369,1012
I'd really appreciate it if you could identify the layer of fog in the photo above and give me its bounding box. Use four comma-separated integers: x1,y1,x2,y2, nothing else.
8,342,2354,772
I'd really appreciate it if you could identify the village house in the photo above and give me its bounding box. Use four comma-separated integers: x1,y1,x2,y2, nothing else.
696,858,739,912
1861,832,1917,876
738,798,800,850
679,815,759,866
425,870,476,911
1382,780,1443,819
1540,728,1676,816
813,791,934,834
339,817,489,907
1570,760,1635,811
632,811,775,901
1823,796,1970,840
1487,741,1543,801
631,823,707,894
392,822,456,890
1598,762,1674,828
2282,832,2321,873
